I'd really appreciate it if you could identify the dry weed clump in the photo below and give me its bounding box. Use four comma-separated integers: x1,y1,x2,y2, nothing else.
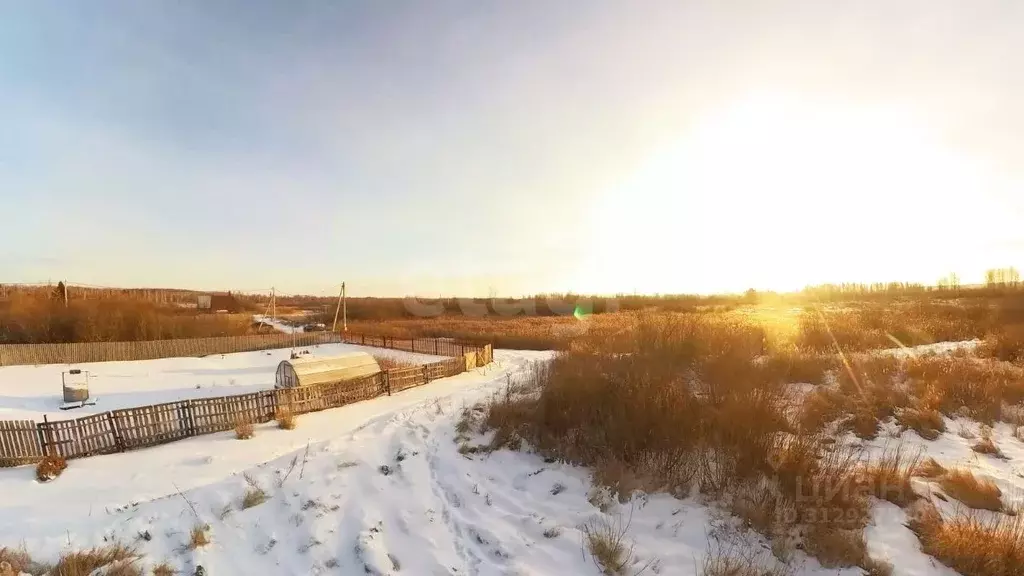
903,356,1024,423
799,355,910,440
36,454,68,482
50,543,139,576
700,544,789,576
241,473,268,509
971,425,1003,457
861,444,920,507
910,503,1024,576
151,561,177,576
187,524,211,550
938,469,1004,512
581,513,648,575
975,325,1024,364
275,408,297,430
894,407,946,440
0,547,34,576
912,457,946,479
371,355,417,371
234,419,254,440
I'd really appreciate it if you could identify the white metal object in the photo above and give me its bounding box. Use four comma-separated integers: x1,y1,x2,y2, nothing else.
275,352,380,389
60,369,97,410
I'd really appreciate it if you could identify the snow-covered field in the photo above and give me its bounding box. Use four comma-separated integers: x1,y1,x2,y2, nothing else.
0,343,442,421
0,341,1018,575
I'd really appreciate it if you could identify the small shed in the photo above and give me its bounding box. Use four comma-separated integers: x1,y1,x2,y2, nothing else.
275,352,381,389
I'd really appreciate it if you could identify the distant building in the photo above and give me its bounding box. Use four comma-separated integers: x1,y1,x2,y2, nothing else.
197,292,243,313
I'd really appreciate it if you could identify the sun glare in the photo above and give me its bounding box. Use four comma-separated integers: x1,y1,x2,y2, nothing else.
581,91,999,295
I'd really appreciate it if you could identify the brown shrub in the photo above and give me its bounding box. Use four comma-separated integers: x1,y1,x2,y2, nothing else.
975,325,1024,364
803,527,868,569
939,469,1003,512
50,543,138,576
581,515,639,575
913,457,946,479
904,356,1024,423
36,454,67,482
241,473,267,509
187,524,211,550
972,436,1003,457
911,508,1024,576
894,407,946,440
275,408,297,430
151,561,177,576
0,547,33,576
862,444,920,507
700,544,789,576
372,355,417,371
234,419,254,440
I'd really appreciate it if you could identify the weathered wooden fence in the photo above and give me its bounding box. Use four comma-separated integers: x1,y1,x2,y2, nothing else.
0,336,493,467
0,332,345,367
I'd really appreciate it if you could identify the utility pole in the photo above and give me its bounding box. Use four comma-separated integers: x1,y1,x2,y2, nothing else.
332,282,347,332
271,287,276,322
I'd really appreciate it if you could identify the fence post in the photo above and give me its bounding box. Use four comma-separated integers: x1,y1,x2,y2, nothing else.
433,339,438,355
107,411,125,453
383,371,391,396
183,399,196,437
423,365,429,384
38,415,53,457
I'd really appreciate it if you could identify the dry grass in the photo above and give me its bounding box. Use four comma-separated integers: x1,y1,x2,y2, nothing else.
894,407,946,440
912,457,946,479
938,468,1004,512
700,544,789,576
803,527,868,569
275,408,297,430
971,425,1003,457
50,543,139,576
187,524,211,550
241,473,268,509
862,444,920,507
910,503,1024,576
581,514,641,575
481,314,879,569
151,561,177,576
972,436,1003,457
234,419,254,440
36,455,67,483
371,355,417,371
0,547,34,576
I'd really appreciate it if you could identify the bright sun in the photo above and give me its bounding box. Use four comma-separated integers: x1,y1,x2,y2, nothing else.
580,91,1001,295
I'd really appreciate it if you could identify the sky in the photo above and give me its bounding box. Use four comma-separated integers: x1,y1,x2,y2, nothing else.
1,1,1022,297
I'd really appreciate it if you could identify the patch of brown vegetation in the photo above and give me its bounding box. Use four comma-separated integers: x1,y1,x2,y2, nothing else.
275,408,297,430
862,444,920,507
910,503,1024,576
234,419,254,440
187,524,211,550
912,457,946,479
894,407,946,440
371,355,418,371
938,469,1003,512
36,454,68,483
151,561,177,576
50,543,139,576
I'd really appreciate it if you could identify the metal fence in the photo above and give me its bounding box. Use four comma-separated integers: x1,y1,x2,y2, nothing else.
0,336,493,467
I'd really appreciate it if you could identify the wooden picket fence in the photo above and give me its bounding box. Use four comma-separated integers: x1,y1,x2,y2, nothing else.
0,336,493,467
